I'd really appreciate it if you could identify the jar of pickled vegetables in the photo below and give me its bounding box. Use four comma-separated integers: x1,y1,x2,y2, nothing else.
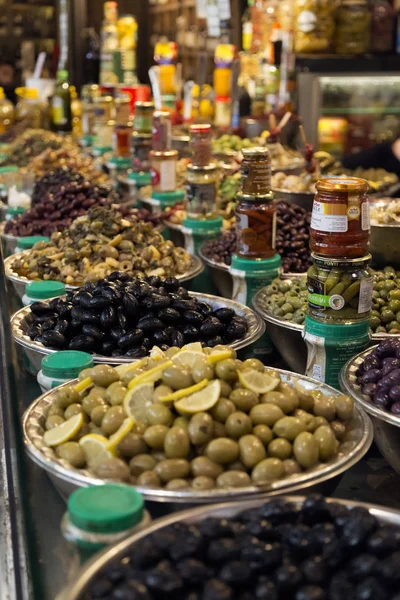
150,149,177,192
133,101,154,133
112,123,132,157
190,123,212,167
335,0,371,55
152,110,171,152
294,0,336,53
186,163,219,220
307,253,373,322
310,177,370,258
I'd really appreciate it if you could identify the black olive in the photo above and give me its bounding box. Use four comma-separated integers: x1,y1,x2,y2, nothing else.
164,326,175,337
34,312,59,324
200,317,223,338
81,311,102,325
136,316,164,331
101,340,115,355
68,335,96,351
207,336,224,347
34,335,43,343
133,281,151,298
164,277,180,290
66,292,74,302
41,330,66,349
48,297,61,309
82,324,105,341
70,319,82,331
176,286,190,298
73,291,93,308
125,346,147,358
145,294,171,310
213,308,235,323
41,318,57,332
225,322,247,341
147,275,162,287
58,304,71,319
123,292,139,316
142,337,152,350
181,325,198,340
27,325,41,340
172,299,197,312
196,302,214,316
112,349,123,357
152,330,170,345
171,331,185,347
102,286,121,303
54,319,69,335
30,301,54,316
110,327,126,341
158,308,180,322
118,313,127,329
119,330,145,349
183,311,204,325
71,306,84,321
88,296,110,309
100,306,117,329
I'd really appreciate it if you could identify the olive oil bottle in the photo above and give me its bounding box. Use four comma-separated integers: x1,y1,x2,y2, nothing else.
50,70,72,133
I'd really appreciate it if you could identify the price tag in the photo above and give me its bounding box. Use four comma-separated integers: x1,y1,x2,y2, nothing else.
217,0,231,20
206,0,220,37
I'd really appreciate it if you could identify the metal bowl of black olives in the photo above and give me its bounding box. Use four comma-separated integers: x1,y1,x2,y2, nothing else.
11,276,265,374
272,189,314,213
340,339,400,476
58,494,400,600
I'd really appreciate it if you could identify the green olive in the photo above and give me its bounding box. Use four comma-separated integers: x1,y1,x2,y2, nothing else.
313,416,329,429
251,457,285,484
146,404,173,426
101,406,125,436
47,405,65,418
219,381,233,398
268,438,293,460
191,357,214,383
313,396,336,422
129,454,156,476
225,411,252,439
153,384,174,402
105,382,127,406
78,368,92,381
143,425,169,450
64,403,84,419
134,422,147,436
188,413,214,445
335,395,354,421
330,420,346,441
278,382,300,409
71,422,90,442
313,425,336,462
118,432,148,458
295,386,314,411
166,478,189,490
155,458,190,482
211,398,236,422
151,450,166,462
216,471,252,488
273,417,306,441
227,460,246,472
173,416,190,431
137,470,161,487
56,442,86,467
239,434,267,468
45,415,64,430
90,404,108,426
250,404,285,427
92,458,130,481
261,391,295,414
192,476,215,490
88,423,103,435
252,424,273,446
283,458,302,476
293,432,319,468
213,422,227,438
82,394,106,416
241,358,265,372
191,456,224,479
88,386,109,401
229,388,259,412
162,365,193,390
55,386,80,409
215,359,238,382
293,409,314,427
90,365,119,388
164,427,190,458
206,438,239,464
164,346,180,358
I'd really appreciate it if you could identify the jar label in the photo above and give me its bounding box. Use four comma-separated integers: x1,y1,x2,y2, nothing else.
241,162,271,196
311,200,348,233
152,161,176,192
307,272,372,318
361,201,370,231
236,211,276,256
358,276,374,313
134,115,152,133
186,182,216,217
52,97,67,125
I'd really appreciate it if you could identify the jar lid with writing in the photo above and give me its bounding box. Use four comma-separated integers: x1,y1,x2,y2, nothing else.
240,147,271,196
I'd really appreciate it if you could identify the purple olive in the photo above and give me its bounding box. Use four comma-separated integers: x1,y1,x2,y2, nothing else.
386,368,400,386
362,354,382,372
376,379,392,393
391,402,400,415
376,338,400,359
381,358,400,376
361,383,377,397
360,369,382,385
373,391,391,411
389,386,400,403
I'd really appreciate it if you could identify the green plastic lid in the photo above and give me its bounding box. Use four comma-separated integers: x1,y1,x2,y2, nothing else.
41,350,94,379
92,146,112,156
17,236,50,250
107,156,132,169
183,216,223,232
68,484,144,533
305,315,370,339
128,171,152,186
25,280,66,300
7,206,26,216
152,190,185,203
0,165,18,174
80,135,94,147
231,253,282,273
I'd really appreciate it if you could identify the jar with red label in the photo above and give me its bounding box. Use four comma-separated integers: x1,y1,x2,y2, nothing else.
190,123,212,167
310,177,370,258
150,149,177,192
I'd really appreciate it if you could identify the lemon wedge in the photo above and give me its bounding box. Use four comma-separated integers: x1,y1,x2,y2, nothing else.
172,350,207,370
174,380,221,415
127,360,172,390
150,346,165,360
79,433,116,467
238,369,280,395
207,350,233,364
74,377,93,393
123,382,154,423
107,417,135,450
43,413,84,447
181,342,203,353
159,379,209,402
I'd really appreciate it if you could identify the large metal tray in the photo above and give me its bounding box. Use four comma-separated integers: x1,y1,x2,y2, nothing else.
23,368,372,502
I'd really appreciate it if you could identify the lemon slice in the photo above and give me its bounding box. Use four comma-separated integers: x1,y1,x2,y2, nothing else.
79,433,116,467
107,417,135,450
181,342,203,353
207,350,233,364
127,360,172,390
159,379,209,402
238,369,280,395
43,413,84,447
150,346,165,360
174,380,221,415
74,377,93,393
123,382,154,423
172,350,207,370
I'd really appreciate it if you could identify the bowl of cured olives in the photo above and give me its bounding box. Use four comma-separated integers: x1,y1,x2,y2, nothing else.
340,338,400,475
58,494,400,600
12,274,265,373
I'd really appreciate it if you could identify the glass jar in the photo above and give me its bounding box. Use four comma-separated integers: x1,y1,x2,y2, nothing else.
190,123,212,167
0,87,14,134
133,101,154,133
235,192,277,259
15,88,47,129
112,123,132,157
150,149,177,192
82,99,96,139
307,253,373,322
115,94,131,125
335,0,371,55
93,95,114,122
93,119,114,153
152,110,172,151
310,177,370,258
186,163,219,220
370,0,395,54
240,147,271,196
132,131,152,172
294,0,336,53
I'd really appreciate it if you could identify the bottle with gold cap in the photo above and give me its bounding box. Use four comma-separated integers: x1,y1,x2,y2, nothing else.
15,87,47,129
0,88,14,134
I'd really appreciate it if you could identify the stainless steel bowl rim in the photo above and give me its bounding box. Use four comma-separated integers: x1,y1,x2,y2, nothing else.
23,369,372,503
272,187,314,198
340,344,400,427
12,290,265,364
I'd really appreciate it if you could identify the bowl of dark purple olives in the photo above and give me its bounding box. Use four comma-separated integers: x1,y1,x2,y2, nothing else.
59,494,400,600
341,338,400,475
11,273,265,373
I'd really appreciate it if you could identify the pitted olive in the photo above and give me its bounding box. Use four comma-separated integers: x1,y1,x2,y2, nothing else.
188,413,214,445
230,388,259,412
225,411,252,439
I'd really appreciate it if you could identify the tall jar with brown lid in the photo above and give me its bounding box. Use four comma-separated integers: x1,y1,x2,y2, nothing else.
310,177,370,258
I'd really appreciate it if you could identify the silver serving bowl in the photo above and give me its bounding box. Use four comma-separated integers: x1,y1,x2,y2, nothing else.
12,291,265,373
58,494,398,600
23,369,372,503
340,345,400,475
4,251,204,301
163,220,185,248
273,188,314,212
369,200,400,269
1,229,19,256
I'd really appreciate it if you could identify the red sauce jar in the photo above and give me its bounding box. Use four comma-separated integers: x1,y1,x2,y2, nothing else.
190,123,212,167
310,177,370,258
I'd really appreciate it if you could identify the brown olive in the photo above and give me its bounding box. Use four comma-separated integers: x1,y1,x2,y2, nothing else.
191,456,223,479
105,382,127,406
230,388,259,412
155,459,190,482
90,365,119,388
205,438,239,464
137,470,161,487
250,404,285,427
93,458,130,481
45,415,64,430
192,476,215,490
293,432,319,468
215,359,238,382
239,435,267,468
261,391,296,414
225,411,252,439
56,442,86,468
252,458,285,485
143,425,169,450
146,404,173,426
64,403,84,419
91,404,109,427
216,471,252,488
211,398,236,423
101,406,125,436
129,454,156,476
165,478,189,490
268,438,293,460
188,413,214,445
335,395,354,421
313,396,336,422
118,433,148,458
253,424,273,446
273,417,306,441
164,427,190,458
162,365,193,390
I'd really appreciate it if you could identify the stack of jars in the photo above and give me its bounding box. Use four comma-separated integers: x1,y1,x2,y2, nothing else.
127,101,154,202
305,177,374,388
107,93,133,181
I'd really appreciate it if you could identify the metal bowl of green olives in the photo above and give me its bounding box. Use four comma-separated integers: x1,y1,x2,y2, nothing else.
23,367,372,503
370,223,400,270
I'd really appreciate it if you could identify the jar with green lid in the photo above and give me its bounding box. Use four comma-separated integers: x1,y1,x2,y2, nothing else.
186,163,219,220
15,235,50,254
128,170,152,205
307,253,373,322
62,484,151,564
6,206,25,221
335,0,371,55
37,350,94,393
22,280,66,307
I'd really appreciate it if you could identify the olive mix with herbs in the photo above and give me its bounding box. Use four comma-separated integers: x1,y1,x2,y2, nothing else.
42,344,356,490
